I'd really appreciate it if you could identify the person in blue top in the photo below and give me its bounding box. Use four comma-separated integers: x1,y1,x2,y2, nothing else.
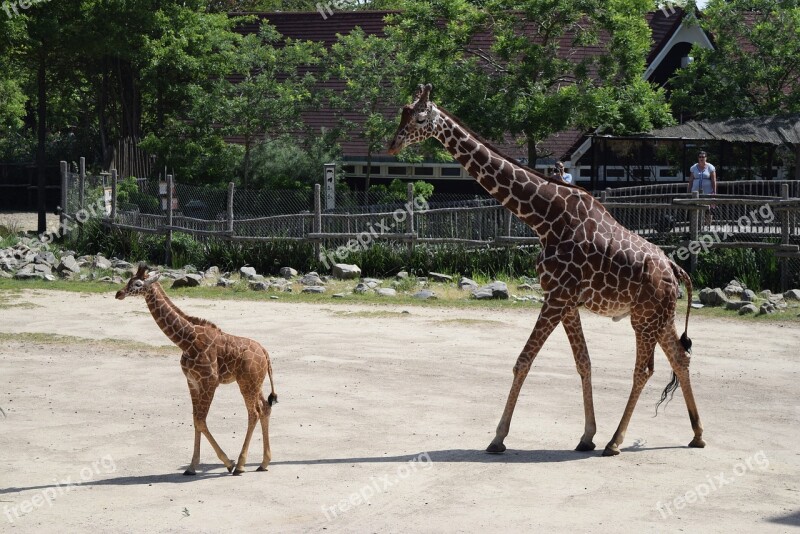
688,151,717,224
553,162,573,184
688,151,716,195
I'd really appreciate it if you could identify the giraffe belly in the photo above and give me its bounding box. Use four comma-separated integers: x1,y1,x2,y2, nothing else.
581,287,632,318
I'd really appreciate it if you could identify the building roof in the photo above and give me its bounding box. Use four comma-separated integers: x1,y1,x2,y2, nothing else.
642,114,800,145
231,9,694,162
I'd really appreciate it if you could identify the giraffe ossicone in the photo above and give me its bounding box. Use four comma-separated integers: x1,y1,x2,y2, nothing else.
389,84,705,456
116,263,278,475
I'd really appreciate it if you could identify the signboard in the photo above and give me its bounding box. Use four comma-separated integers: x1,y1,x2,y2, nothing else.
324,163,336,210
103,187,112,215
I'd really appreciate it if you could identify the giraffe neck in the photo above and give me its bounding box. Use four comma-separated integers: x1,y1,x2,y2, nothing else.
431,107,563,236
144,283,197,352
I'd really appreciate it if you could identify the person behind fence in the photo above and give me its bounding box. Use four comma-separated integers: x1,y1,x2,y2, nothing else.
688,151,717,224
552,162,573,184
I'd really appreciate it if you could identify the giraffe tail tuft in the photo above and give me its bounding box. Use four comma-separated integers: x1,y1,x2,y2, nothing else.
267,393,278,406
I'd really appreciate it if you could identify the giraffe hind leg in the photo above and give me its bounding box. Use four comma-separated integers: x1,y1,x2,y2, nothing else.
658,324,705,448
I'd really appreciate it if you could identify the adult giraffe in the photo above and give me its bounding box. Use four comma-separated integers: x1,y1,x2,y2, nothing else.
388,84,705,456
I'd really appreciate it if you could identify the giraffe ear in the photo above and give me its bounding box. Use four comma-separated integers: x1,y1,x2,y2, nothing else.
143,272,161,287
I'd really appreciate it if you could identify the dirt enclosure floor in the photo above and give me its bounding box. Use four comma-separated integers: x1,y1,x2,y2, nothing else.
0,290,798,533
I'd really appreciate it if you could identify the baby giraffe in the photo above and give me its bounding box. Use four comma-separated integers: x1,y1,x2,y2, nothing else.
116,264,277,475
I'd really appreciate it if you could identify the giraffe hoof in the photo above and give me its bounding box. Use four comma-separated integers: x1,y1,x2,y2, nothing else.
486,442,506,454
575,440,596,452
689,437,706,448
183,469,196,476
602,444,620,457
232,468,245,476
256,466,268,472
226,461,235,473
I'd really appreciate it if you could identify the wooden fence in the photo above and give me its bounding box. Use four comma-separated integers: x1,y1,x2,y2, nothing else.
60,161,800,289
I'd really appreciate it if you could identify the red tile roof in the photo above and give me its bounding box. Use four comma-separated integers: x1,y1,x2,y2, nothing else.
230,9,687,162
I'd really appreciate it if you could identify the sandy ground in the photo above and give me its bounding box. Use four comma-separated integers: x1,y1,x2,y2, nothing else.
0,289,798,533
0,212,60,234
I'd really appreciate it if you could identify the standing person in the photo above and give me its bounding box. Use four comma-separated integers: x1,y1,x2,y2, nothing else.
688,151,717,225
553,162,573,184
688,151,716,195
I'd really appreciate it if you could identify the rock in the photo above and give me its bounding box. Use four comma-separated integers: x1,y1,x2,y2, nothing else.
302,285,326,294
269,295,279,300
56,255,81,275
416,277,428,284
724,280,744,297
0,255,17,272
43,274,56,282
783,289,800,301
300,273,324,286
204,266,220,279
759,290,772,299
517,283,533,291
332,263,361,280
472,281,509,300
249,281,269,291
395,271,409,280
249,274,265,283
32,264,52,276
458,277,479,290
171,274,202,288
353,283,369,294
332,293,345,299
412,289,437,300
0,270,11,279
428,272,452,283
14,269,43,280
111,258,134,270
725,301,747,311
240,266,258,280
217,277,234,288
741,289,757,302
738,304,758,315
34,251,57,266
183,264,198,274
759,302,776,315
691,303,704,309
375,288,397,297
363,278,382,289
94,255,112,270
698,287,728,307
279,267,298,279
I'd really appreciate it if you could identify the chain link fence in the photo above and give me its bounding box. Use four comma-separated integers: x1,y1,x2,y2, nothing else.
60,161,800,289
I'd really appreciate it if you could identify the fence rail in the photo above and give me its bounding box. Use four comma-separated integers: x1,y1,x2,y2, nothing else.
60,160,800,289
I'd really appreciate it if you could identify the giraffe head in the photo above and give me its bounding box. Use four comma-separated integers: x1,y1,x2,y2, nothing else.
116,263,160,300
387,83,438,155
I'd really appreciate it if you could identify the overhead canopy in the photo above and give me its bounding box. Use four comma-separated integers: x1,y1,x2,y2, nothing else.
642,114,800,145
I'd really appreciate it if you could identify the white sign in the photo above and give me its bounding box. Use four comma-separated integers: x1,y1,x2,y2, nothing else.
324,163,336,210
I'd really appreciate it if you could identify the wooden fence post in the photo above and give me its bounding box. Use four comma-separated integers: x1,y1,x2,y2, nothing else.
407,182,415,256
689,190,700,273
780,183,790,292
79,157,85,211
314,183,321,263
60,161,68,227
227,182,235,237
165,174,173,267
110,169,118,222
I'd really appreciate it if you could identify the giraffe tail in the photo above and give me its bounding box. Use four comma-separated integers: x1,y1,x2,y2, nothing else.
265,359,278,406
656,261,694,414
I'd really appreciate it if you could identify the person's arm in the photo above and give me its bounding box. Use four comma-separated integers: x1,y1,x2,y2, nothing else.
687,167,694,191
710,169,717,194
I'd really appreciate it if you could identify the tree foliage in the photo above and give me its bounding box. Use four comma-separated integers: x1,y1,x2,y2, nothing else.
387,0,673,163
670,0,800,119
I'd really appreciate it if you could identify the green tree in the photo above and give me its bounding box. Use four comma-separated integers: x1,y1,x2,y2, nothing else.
208,24,324,188
670,0,800,120
387,0,673,164
328,27,404,192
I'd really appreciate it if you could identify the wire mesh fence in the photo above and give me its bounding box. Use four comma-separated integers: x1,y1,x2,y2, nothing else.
59,160,800,289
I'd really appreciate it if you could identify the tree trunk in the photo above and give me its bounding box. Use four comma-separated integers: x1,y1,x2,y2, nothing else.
526,133,538,170
36,51,47,234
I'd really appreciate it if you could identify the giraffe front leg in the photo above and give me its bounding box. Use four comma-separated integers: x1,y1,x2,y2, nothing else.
562,308,597,452
186,379,235,474
487,302,564,453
